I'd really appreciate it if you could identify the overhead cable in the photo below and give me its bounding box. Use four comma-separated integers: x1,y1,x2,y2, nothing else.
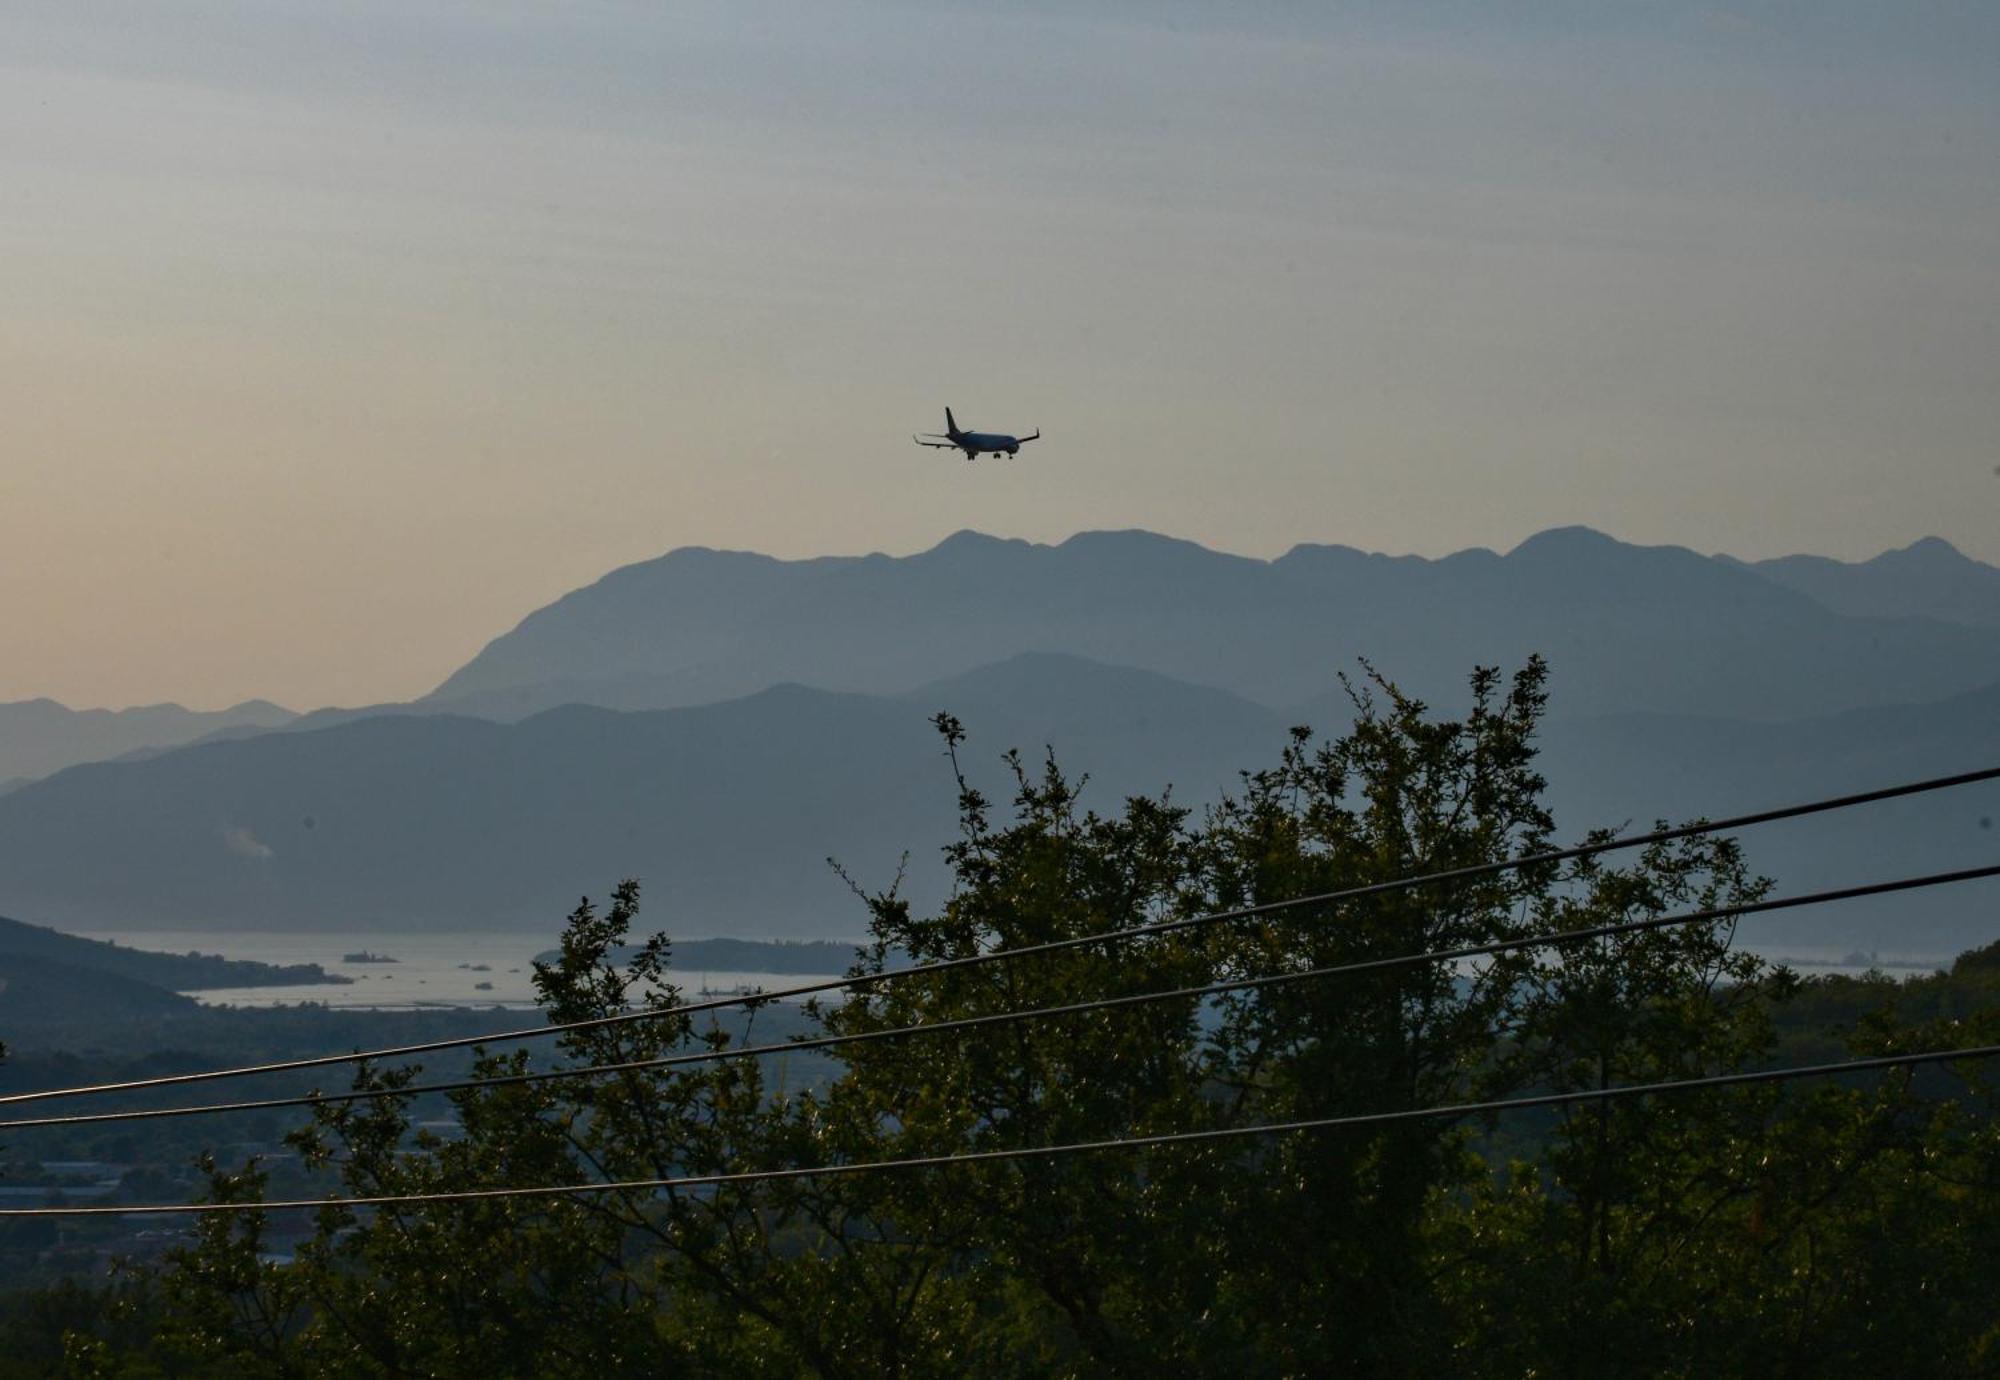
5,763,1995,1112
4,861,1996,1133
4,1043,1994,1218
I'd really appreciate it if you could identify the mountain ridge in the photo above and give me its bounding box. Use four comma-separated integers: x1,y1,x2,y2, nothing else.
426,525,2000,724
0,655,1286,935
1718,535,2000,628
0,697,297,787
2,652,1996,953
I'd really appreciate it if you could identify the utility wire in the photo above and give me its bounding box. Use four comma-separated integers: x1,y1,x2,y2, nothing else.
5,763,1995,1112
4,1043,1994,1219
4,861,1995,1133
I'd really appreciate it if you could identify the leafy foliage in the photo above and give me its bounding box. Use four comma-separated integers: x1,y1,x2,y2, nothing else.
13,659,1999,1378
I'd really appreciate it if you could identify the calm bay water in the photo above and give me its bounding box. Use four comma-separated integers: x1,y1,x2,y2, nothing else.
74,931,1947,1012
75,930,841,1011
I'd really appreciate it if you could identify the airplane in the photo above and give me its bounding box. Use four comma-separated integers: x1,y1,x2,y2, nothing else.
913,407,1041,461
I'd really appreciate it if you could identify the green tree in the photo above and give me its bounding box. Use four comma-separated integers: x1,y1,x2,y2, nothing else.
65,658,2000,1378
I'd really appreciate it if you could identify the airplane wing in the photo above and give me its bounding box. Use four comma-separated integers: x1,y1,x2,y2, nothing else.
1018,429,1041,443
913,435,959,448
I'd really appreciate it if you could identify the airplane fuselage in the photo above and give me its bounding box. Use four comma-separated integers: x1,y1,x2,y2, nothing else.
956,431,1022,456
914,408,1040,460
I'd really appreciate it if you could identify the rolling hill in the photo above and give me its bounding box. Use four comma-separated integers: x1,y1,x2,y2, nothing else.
0,914,339,990
0,653,1994,954
0,656,1284,937
0,953,198,1027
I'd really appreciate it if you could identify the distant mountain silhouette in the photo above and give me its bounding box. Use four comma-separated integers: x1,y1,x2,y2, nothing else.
0,698,295,785
1,653,1994,953
428,527,2000,722
0,656,1283,936
1721,537,2000,628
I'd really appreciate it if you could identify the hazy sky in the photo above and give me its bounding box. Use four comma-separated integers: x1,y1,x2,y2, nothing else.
4,1,1996,710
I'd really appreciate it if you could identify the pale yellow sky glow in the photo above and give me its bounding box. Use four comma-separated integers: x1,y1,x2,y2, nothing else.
3,2,1996,709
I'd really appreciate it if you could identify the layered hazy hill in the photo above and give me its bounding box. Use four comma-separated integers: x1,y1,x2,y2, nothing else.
1724,536,2000,628
3,526,1996,953
0,653,1994,952
0,698,295,786
428,527,2000,722
0,656,1281,936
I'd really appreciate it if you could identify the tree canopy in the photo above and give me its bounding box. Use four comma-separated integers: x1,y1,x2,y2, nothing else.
25,660,2000,1378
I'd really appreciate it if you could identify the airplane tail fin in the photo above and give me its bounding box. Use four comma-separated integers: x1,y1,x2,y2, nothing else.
945,407,960,437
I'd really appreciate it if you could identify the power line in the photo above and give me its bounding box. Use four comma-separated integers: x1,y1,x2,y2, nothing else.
5,1042,1994,1219
5,762,1995,1112
5,860,1995,1134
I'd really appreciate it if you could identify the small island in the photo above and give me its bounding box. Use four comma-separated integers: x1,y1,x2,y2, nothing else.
343,950,399,964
